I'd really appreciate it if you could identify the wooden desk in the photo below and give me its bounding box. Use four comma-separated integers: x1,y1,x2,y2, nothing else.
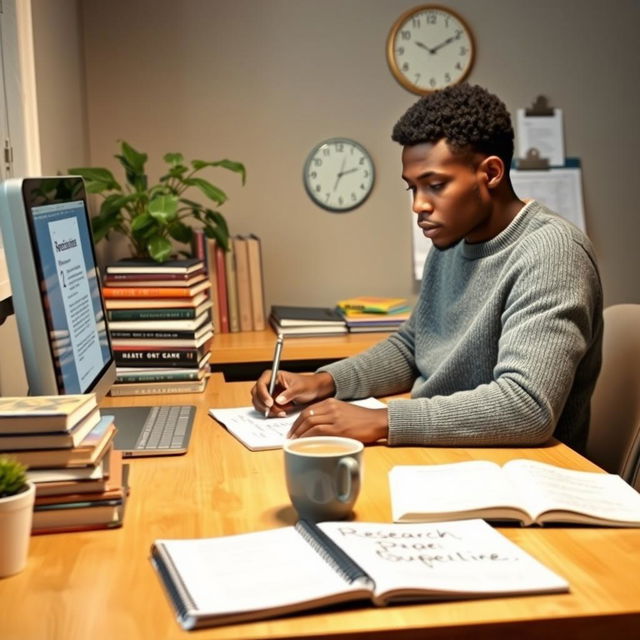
1,376,639,640
210,329,390,380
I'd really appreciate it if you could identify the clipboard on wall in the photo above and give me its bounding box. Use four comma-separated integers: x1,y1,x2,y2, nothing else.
512,96,587,233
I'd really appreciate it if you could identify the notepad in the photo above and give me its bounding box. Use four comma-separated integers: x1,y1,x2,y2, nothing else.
209,397,386,451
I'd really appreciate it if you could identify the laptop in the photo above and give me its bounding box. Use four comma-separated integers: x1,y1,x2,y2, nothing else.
108,405,196,458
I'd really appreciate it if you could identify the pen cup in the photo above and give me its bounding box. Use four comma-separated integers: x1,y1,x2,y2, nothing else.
284,436,364,522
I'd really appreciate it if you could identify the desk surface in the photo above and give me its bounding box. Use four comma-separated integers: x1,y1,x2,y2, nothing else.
1,375,639,640
210,328,390,364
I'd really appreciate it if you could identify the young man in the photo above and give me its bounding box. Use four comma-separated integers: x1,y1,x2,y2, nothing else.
252,84,603,452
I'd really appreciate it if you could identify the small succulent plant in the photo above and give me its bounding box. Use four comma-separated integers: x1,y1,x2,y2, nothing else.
0,456,28,498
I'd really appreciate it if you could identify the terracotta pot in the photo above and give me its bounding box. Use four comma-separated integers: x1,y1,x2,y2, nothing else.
0,481,35,578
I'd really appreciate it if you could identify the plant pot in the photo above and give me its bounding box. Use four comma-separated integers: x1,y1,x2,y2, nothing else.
0,481,35,578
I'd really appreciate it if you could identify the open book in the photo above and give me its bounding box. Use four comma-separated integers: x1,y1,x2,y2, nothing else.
389,459,640,527
209,397,386,451
151,519,568,630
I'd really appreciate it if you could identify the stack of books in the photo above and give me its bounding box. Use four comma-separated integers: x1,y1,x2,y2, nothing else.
0,394,128,534
103,258,213,395
192,231,266,333
269,305,347,337
337,296,411,333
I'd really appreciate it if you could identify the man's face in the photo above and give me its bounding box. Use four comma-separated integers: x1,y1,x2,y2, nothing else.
402,139,494,249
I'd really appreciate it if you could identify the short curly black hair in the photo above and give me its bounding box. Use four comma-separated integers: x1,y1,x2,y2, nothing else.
391,84,514,167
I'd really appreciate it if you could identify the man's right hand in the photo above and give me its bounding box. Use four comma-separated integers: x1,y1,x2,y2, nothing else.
251,370,336,417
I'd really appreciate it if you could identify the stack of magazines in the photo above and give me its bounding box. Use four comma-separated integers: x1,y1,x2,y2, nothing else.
336,296,411,333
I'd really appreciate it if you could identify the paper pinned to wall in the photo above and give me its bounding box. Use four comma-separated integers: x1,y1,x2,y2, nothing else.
516,108,565,167
511,164,586,232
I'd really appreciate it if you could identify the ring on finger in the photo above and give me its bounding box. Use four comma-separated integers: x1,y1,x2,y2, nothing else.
309,409,315,417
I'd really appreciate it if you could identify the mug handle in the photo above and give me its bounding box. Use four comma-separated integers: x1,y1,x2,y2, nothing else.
337,457,360,503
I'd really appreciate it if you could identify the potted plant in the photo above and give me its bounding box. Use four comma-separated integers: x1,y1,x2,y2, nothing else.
0,455,35,577
69,141,246,263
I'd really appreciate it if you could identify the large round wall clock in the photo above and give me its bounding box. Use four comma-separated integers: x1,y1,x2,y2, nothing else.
303,138,375,212
386,5,475,95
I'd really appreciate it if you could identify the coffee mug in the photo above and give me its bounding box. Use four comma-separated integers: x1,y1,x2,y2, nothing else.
283,436,364,522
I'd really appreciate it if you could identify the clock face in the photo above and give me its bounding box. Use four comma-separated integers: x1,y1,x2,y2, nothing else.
303,138,375,212
387,5,475,95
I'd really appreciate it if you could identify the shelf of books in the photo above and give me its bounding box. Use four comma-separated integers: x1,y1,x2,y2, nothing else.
0,394,128,534
191,230,266,334
103,258,213,396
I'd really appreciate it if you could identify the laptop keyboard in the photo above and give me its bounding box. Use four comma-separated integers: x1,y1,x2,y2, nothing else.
135,405,193,450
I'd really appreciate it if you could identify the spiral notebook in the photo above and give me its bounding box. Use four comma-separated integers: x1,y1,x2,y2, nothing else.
150,519,568,630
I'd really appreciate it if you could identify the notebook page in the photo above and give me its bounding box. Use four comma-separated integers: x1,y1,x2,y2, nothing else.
319,520,568,602
154,526,365,617
209,397,386,450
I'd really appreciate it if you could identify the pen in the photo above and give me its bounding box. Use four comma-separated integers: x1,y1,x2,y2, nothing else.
265,333,284,418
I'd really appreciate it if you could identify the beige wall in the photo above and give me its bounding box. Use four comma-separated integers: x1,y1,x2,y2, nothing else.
24,0,640,311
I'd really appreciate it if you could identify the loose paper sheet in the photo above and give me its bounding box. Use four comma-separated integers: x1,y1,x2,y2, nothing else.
511,166,586,232
209,397,386,450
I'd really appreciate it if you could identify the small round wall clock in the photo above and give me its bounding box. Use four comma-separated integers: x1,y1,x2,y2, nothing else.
303,138,375,212
386,5,475,95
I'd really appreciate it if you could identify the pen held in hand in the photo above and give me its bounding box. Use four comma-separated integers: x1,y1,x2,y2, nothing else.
265,333,285,418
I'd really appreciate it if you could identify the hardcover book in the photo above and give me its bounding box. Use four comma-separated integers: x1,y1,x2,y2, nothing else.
113,345,210,368
104,291,210,310
104,270,206,286
389,459,640,527
270,305,346,327
102,279,211,298
0,394,97,434
232,235,253,332
106,300,212,321
5,415,116,469
106,309,211,333
0,408,101,450
105,258,204,275
246,234,265,330
151,519,568,630
109,378,207,396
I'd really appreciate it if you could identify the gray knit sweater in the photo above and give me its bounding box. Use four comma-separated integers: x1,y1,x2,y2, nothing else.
320,201,603,452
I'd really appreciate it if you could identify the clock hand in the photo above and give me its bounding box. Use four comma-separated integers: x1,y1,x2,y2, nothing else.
430,32,461,54
334,157,347,191
339,167,359,177
415,40,435,54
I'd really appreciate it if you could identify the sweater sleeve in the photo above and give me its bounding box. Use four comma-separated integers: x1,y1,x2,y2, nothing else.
317,315,419,398
386,234,602,448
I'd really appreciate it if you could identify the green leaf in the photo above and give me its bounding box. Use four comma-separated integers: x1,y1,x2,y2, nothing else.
119,141,147,174
183,177,227,205
68,167,120,193
159,164,188,182
148,236,173,263
148,194,178,224
99,193,135,218
203,223,229,251
131,212,154,232
204,209,229,237
191,158,246,185
168,221,193,243
164,152,184,165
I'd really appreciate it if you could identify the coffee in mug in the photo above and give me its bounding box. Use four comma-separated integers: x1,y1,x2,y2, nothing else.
284,436,363,522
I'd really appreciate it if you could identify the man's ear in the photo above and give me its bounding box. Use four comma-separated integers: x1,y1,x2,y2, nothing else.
478,156,505,190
